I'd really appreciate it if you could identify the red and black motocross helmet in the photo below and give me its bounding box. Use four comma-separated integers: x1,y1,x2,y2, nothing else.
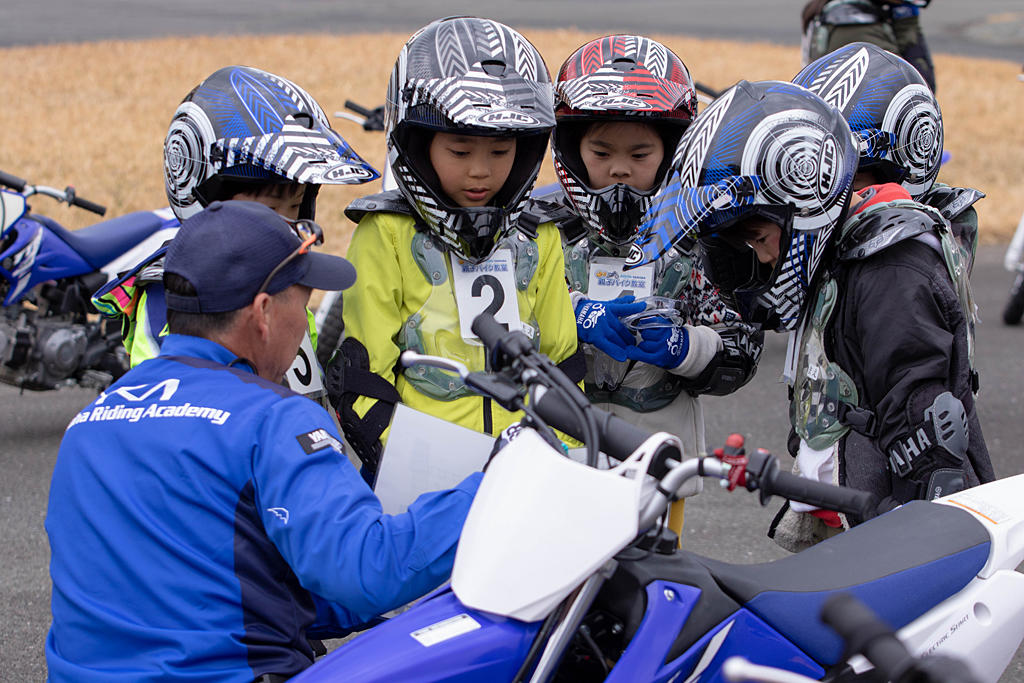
553,35,697,247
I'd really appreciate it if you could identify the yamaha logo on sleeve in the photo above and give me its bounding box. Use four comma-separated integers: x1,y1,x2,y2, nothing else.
296,428,345,455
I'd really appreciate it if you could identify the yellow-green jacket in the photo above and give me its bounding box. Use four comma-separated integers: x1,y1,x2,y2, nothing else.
339,205,578,460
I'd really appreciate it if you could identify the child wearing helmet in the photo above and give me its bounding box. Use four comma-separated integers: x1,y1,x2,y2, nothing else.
794,41,984,272
92,65,378,400
330,17,579,477
533,35,764,538
633,80,994,551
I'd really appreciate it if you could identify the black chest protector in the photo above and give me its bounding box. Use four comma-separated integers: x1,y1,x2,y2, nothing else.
790,199,976,449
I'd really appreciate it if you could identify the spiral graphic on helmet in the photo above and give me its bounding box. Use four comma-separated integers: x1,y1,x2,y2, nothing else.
883,84,942,196
741,111,844,231
163,102,216,219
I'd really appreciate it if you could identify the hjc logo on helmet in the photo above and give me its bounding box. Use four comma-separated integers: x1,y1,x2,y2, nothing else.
585,95,650,110
477,110,541,126
815,135,839,203
323,165,377,182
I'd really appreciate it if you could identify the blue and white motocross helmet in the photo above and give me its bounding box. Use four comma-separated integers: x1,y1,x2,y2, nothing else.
631,80,858,330
794,42,943,199
163,66,379,221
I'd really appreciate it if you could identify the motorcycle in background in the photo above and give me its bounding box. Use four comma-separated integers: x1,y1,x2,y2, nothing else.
0,170,176,390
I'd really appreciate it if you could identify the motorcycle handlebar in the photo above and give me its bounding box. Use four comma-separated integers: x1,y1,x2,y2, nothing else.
761,467,878,520
67,190,107,216
821,594,916,682
344,100,375,118
533,389,679,474
0,170,27,191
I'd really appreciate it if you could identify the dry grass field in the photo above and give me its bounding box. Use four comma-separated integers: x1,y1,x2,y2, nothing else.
1,31,1021,260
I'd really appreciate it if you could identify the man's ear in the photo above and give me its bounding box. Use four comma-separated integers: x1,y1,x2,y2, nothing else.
251,292,274,340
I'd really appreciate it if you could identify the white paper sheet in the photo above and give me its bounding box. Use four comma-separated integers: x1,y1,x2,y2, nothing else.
374,403,495,515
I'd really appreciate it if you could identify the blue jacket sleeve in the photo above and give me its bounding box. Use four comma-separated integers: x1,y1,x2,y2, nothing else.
251,395,482,627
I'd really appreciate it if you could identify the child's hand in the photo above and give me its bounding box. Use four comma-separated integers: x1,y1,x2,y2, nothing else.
574,296,646,362
625,320,690,369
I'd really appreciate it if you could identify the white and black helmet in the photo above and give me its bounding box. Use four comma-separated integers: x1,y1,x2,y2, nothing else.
384,16,555,262
163,65,379,221
793,42,942,199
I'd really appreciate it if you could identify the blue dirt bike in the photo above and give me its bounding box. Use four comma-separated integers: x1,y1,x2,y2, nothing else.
293,313,1024,683
0,170,176,390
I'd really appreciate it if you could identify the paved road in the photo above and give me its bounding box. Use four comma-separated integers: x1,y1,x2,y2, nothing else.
4,245,1023,680
2,0,1023,62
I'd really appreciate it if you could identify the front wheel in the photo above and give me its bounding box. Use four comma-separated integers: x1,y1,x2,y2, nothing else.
1003,270,1024,325
317,294,345,367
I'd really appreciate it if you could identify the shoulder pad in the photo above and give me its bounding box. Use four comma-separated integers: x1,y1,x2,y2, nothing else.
838,200,945,261
344,189,413,224
523,188,586,244
919,184,985,222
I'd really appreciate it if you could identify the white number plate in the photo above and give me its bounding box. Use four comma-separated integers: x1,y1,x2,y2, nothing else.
452,249,522,341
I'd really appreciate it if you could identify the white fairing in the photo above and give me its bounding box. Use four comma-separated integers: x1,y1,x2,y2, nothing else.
851,475,1024,682
0,192,26,233
452,429,668,622
99,208,179,280
936,473,1024,578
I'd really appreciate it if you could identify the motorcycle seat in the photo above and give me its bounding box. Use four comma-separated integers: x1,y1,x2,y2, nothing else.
695,501,990,666
41,211,170,269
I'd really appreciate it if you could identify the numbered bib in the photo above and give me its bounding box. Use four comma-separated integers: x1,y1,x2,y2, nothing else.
285,331,325,397
587,256,654,300
452,249,522,341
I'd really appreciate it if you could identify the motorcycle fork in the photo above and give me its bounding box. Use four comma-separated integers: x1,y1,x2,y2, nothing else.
522,559,619,683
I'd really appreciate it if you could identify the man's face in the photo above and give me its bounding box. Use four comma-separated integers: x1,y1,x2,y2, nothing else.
263,284,312,382
738,217,783,266
429,132,517,207
579,121,664,192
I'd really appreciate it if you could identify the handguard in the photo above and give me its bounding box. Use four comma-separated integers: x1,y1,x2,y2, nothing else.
887,391,969,499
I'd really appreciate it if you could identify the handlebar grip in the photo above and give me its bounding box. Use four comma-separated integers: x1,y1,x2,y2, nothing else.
764,469,877,519
0,171,27,191
694,81,721,98
344,100,374,117
820,594,914,682
471,312,511,352
533,390,680,471
70,194,107,216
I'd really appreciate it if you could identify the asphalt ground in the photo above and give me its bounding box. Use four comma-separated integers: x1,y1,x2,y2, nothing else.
2,2,1023,679
2,0,1023,63
4,244,1023,680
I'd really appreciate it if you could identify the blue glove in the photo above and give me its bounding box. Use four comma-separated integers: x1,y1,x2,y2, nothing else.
574,295,646,362
625,317,689,368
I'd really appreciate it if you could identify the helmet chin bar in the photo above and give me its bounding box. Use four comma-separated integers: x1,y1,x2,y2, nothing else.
452,206,506,263
593,183,648,245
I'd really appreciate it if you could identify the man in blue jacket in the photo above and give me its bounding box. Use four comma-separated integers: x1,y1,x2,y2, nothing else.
45,200,482,682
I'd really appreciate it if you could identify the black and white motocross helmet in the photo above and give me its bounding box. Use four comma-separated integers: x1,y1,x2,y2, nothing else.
793,42,942,199
553,35,697,248
163,65,379,221
384,16,555,263
632,81,858,330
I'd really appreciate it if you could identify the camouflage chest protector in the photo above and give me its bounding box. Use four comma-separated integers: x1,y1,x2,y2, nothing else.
565,238,695,411
790,199,977,448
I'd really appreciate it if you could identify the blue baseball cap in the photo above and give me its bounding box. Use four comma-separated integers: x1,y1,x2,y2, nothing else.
164,200,356,313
